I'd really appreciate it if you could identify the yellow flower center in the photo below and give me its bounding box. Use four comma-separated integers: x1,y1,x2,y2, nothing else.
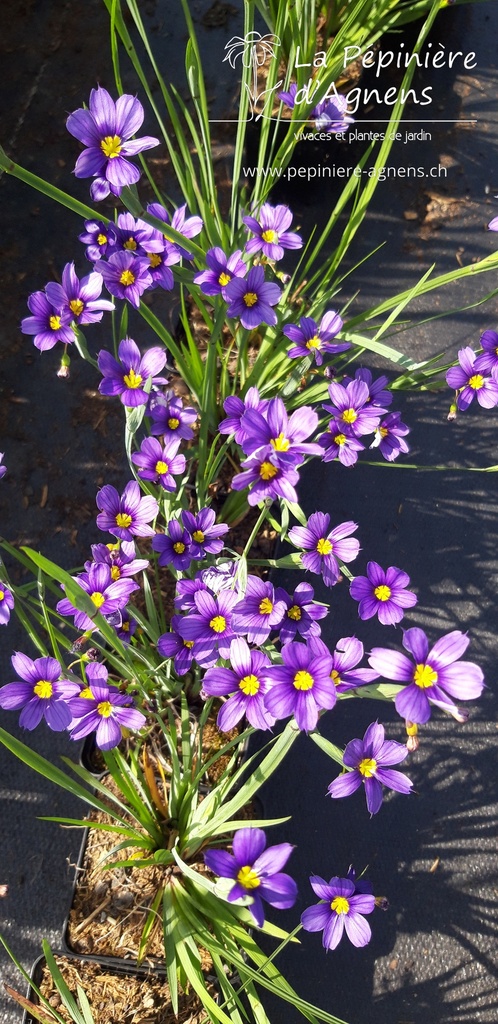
239,674,260,696
331,669,341,686
236,865,260,889
342,408,357,424
288,605,302,621
293,670,314,691
334,434,347,446
49,315,62,331
69,298,84,316
331,896,350,915
259,461,278,480
97,701,113,717
184,640,194,649
123,368,143,389
306,335,321,349
90,592,105,608
124,237,137,251
148,252,162,268
80,687,94,699
119,269,135,286
97,233,107,246
122,621,130,632
173,542,186,554
218,271,231,286
116,512,133,529
316,538,332,556
155,460,168,474
100,134,122,158
168,417,180,430
0,591,4,602
209,615,227,633
107,542,120,551
192,530,205,543
243,291,258,307
259,597,273,615
33,680,53,699
110,565,121,581
261,229,277,243
358,757,377,778
379,426,389,438
413,663,438,688
270,432,290,452
373,584,391,602
468,374,484,390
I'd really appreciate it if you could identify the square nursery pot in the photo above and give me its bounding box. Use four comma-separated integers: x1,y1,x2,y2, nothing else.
19,951,209,1024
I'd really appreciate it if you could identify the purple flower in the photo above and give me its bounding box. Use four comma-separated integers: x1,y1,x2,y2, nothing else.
488,214,498,231
308,635,379,693
231,576,287,644
243,203,302,262
323,380,386,436
96,481,158,540
0,454,6,480
131,436,186,490
85,540,149,580
148,391,197,442
231,453,300,506
277,583,328,645
157,616,196,676
194,247,247,300
204,827,297,927
283,312,348,366
45,262,115,326
79,220,116,262
66,87,159,200
301,875,375,949
474,330,498,375
446,346,498,410
115,610,137,645
21,290,74,351
262,641,336,732
369,627,485,724
202,637,275,731
225,266,281,330
328,721,413,815
288,512,359,588
152,520,193,571
0,653,79,731
112,212,161,256
180,508,229,559
56,562,139,632
174,576,210,613
318,424,365,466
240,398,322,466
342,368,393,408
0,584,14,625
98,337,167,407
176,589,239,667
99,251,153,308
69,663,146,750
147,202,203,261
219,387,268,444
350,562,417,626
370,412,410,462
313,94,354,133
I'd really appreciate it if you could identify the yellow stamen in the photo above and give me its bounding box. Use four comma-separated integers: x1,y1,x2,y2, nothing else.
155,460,168,474
100,134,122,158
192,529,205,543
119,269,135,286
49,315,62,331
379,427,389,438
90,592,105,608
173,542,186,554
259,597,273,615
124,237,137,251
97,700,113,717
79,687,94,699
331,669,341,686
342,408,357,424
243,292,258,307
33,680,53,699
270,432,290,452
259,461,278,480
374,584,391,602
358,757,377,778
0,591,4,602
69,299,84,317
218,271,231,286
237,865,260,889
123,368,143,389
116,512,133,529
110,565,121,581
209,615,227,633
306,335,321,350
293,670,314,691
239,674,260,696
97,233,107,246
168,417,180,430
331,896,349,915
316,537,332,556
288,605,302,621
184,640,194,649
334,434,347,446
413,663,438,688
261,229,277,243
468,374,484,390
148,252,162,268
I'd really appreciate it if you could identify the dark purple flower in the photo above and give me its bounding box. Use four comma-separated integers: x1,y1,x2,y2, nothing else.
301,875,375,949
219,387,268,444
99,251,153,308
115,609,137,645
112,212,161,256
194,247,247,300
261,641,336,732
96,481,159,540
56,562,139,632
243,204,302,262
318,424,365,466
45,262,114,325
176,589,239,667
175,575,210,612
21,290,74,351
370,412,410,462
0,584,14,625
474,330,498,375
202,637,275,731
313,94,354,133
98,337,167,407
79,220,117,262
204,827,297,927
231,453,300,506
231,576,287,644
147,202,203,261
240,397,322,465
323,380,386,436
369,627,485,724
342,368,393,408
446,346,498,410
328,721,413,815
283,311,348,366
148,391,198,442
66,87,159,200
152,520,193,571
225,266,281,330
288,512,359,588
131,436,186,490
0,653,79,731
85,540,149,580
350,562,417,626
180,508,229,559
157,616,196,676
308,635,379,693
277,582,328,644
69,663,146,749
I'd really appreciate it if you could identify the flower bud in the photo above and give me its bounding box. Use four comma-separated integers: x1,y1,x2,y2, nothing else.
57,352,71,379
